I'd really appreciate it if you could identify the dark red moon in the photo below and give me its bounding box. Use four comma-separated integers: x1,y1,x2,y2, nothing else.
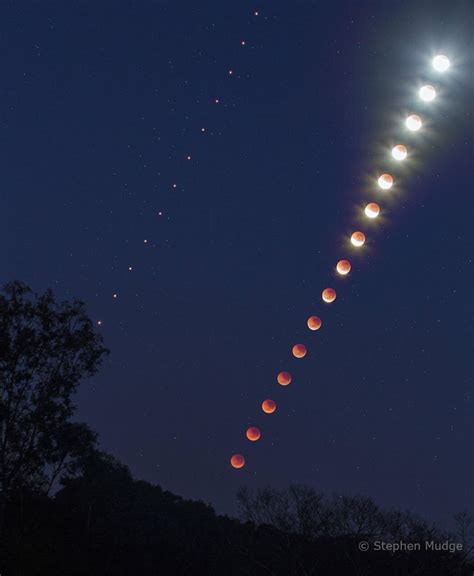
307,316,322,331
351,231,366,247
262,399,276,414
292,344,307,358
246,427,261,441
277,371,292,386
230,453,245,469
322,288,336,303
336,259,351,275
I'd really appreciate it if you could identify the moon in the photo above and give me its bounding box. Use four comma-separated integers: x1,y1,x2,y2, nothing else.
246,427,261,441
262,399,276,414
292,344,307,358
419,85,436,102
405,114,422,131
336,259,351,275
392,144,407,161
351,231,365,247
364,203,380,219
230,453,245,469
307,315,322,331
277,371,292,386
432,54,450,72
322,288,336,303
377,173,393,190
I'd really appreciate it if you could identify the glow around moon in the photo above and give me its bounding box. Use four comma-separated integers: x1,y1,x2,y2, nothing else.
351,231,366,247
405,114,422,131
262,399,276,414
307,315,322,331
246,427,261,441
336,259,351,275
277,371,292,386
292,344,307,358
419,85,436,102
392,144,407,161
378,173,393,190
230,453,245,469
364,203,380,219
322,288,336,303
432,54,450,72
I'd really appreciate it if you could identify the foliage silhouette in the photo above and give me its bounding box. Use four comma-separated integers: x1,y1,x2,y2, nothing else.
0,282,471,575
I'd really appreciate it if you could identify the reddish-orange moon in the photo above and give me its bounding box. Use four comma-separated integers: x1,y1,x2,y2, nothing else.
277,371,292,386
364,202,380,219
292,344,307,358
351,231,366,247
336,259,351,275
246,427,261,441
307,316,322,331
322,288,336,303
230,453,245,469
262,399,276,414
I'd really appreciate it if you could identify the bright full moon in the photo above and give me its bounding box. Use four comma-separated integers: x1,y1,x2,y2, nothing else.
432,54,450,72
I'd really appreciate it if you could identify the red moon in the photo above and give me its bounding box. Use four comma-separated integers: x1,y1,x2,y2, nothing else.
307,316,322,331
336,259,351,275
230,453,245,469
364,202,380,219
377,173,393,190
351,231,366,247
246,427,261,441
277,371,292,386
322,288,336,303
292,344,307,358
262,399,276,414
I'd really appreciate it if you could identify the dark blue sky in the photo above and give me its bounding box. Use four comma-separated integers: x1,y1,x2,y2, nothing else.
3,1,472,525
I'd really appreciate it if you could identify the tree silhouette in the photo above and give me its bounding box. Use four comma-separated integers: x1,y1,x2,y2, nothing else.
0,281,107,530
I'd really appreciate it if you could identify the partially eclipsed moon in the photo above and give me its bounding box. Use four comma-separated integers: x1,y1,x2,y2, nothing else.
262,399,276,414
392,144,407,161
336,260,351,275
364,203,380,219
322,288,336,303
419,85,436,102
378,173,393,190
351,231,365,247
406,115,422,131
277,371,292,386
292,344,307,358
307,316,322,331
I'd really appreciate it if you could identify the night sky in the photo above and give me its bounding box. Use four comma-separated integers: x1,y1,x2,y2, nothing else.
3,1,473,526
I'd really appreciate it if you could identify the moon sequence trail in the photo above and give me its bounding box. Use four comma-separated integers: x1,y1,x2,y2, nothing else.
231,53,452,470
